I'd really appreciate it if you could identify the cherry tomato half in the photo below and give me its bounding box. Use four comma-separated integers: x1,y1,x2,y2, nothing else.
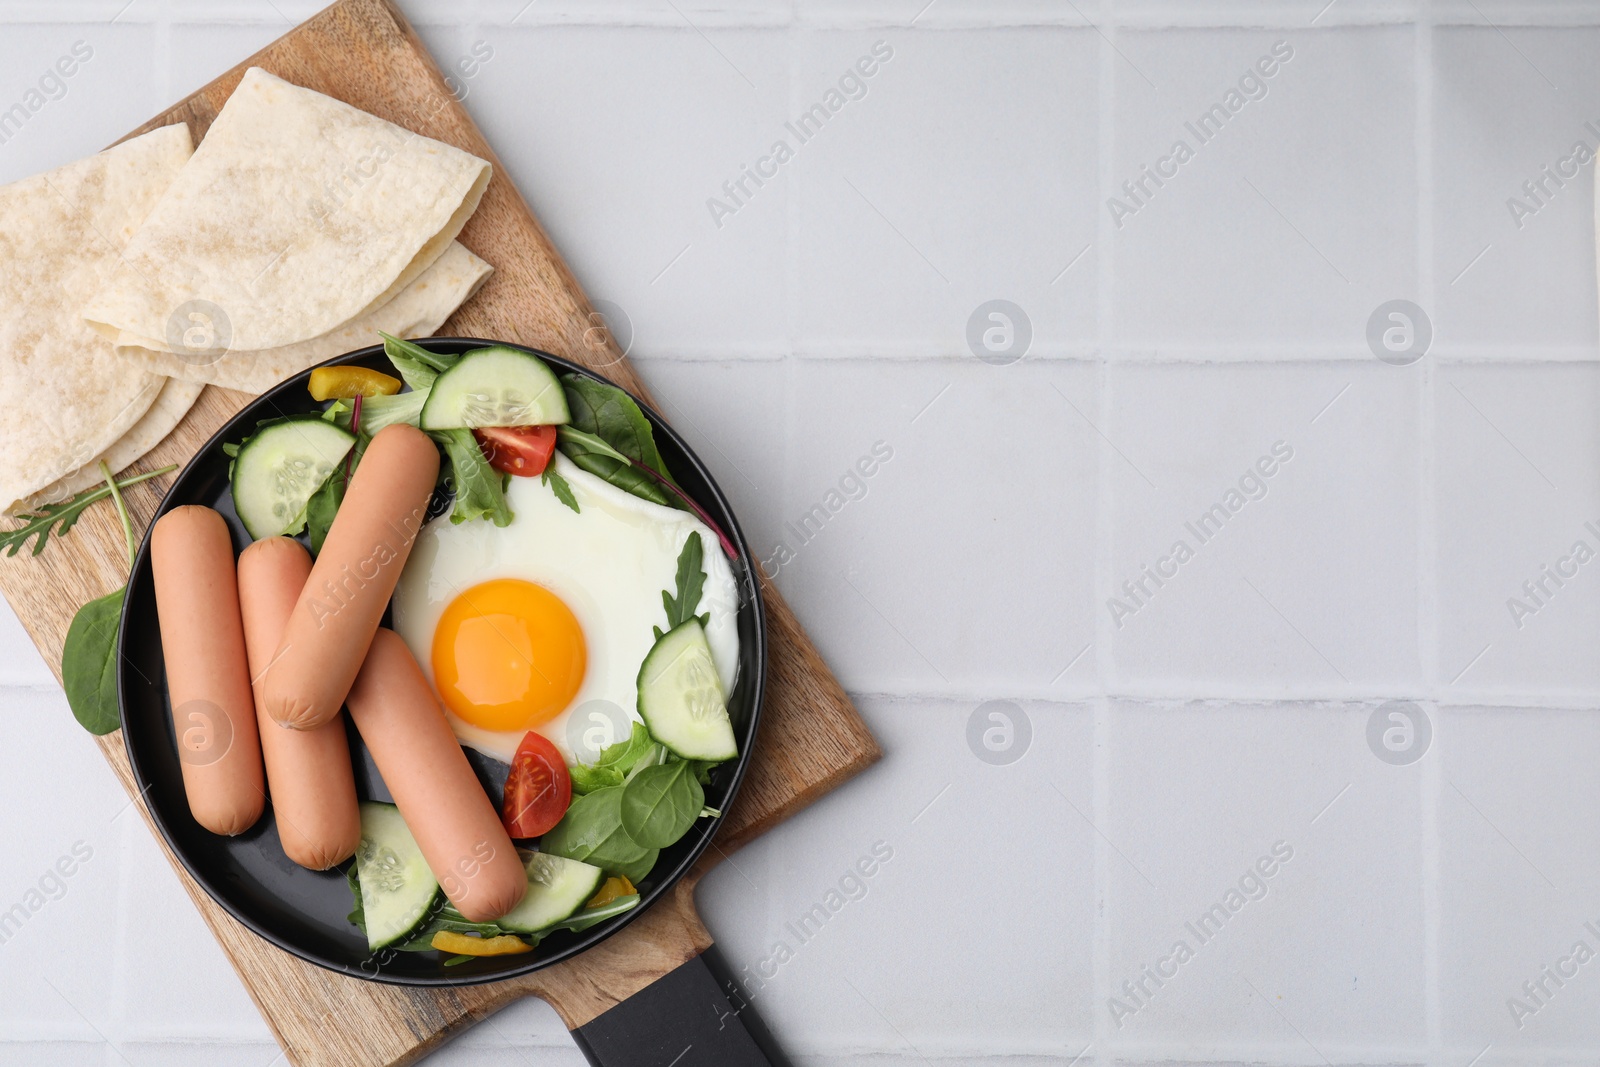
474,424,558,477
501,731,572,838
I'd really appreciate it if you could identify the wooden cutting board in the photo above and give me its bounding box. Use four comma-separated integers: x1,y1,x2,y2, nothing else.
0,1,879,1063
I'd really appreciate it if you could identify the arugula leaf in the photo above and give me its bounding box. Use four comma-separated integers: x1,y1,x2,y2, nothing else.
541,467,579,514
430,429,512,527
620,759,704,849
656,532,706,639
379,332,455,390
0,466,173,558
561,374,675,484
557,426,673,507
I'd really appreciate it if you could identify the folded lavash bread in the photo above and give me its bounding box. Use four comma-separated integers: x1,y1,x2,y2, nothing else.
110,240,493,394
82,67,492,383
0,124,195,515
25,377,205,508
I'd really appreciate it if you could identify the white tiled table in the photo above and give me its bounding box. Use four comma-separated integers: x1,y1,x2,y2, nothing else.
2,2,1597,1064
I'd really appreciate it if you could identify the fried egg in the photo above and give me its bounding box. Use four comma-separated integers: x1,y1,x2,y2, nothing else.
391,452,740,764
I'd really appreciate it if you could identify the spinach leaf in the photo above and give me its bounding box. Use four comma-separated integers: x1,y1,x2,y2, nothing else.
540,786,658,882
430,428,512,527
557,426,673,507
607,847,660,886
379,331,455,390
620,759,705,849
561,374,675,484
541,467,579,513
657,532,705,639
61,587,124,735
60,462,157,736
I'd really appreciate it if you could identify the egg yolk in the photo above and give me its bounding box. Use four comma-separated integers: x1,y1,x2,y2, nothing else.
431,579,587,733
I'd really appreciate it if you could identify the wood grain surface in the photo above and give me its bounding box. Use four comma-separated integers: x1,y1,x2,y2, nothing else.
0,1,880,1063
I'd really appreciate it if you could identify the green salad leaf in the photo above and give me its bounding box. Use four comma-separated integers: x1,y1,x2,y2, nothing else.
541,467,579,514
540,786,659,884
557,426,673,507
0,465,172,558
570,722,657,795
344,861,642,957
599,722,656,772
430,428,512,527
561,374,676,484
62,587,125,735
657,532,706,639
60,462,170,735
305,431,367,555
345,865,366,929
620,759,704,849
568,763,623,795
379,331,455,390
359,391,427,435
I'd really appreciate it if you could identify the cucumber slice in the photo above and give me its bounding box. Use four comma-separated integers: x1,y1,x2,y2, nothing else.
355,802,440,951
637,620,737,762
496,851,605,934
418,346,569,430
230,416,355,540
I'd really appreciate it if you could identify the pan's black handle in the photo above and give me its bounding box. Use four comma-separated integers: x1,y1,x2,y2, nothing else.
573,944,791,1067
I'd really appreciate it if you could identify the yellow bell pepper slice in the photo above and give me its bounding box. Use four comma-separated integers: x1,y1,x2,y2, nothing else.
429,931,533,956
586,876,636,909
308,366,402,401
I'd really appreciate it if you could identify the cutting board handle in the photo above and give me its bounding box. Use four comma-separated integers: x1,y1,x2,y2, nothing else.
572,946,789,1067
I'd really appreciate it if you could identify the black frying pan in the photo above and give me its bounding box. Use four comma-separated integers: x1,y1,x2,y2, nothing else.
118,338,783,1065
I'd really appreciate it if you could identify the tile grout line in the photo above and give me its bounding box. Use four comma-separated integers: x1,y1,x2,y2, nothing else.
1091,0,1117,1061
1414,3,1444,1064
777,18,798,622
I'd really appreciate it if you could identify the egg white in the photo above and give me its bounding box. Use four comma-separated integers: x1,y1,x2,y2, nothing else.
391,451,741,764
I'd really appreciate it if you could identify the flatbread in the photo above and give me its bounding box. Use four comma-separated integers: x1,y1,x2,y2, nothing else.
0,124,194,514
82,67,491,355
110,241,493,394
26,377,204,508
